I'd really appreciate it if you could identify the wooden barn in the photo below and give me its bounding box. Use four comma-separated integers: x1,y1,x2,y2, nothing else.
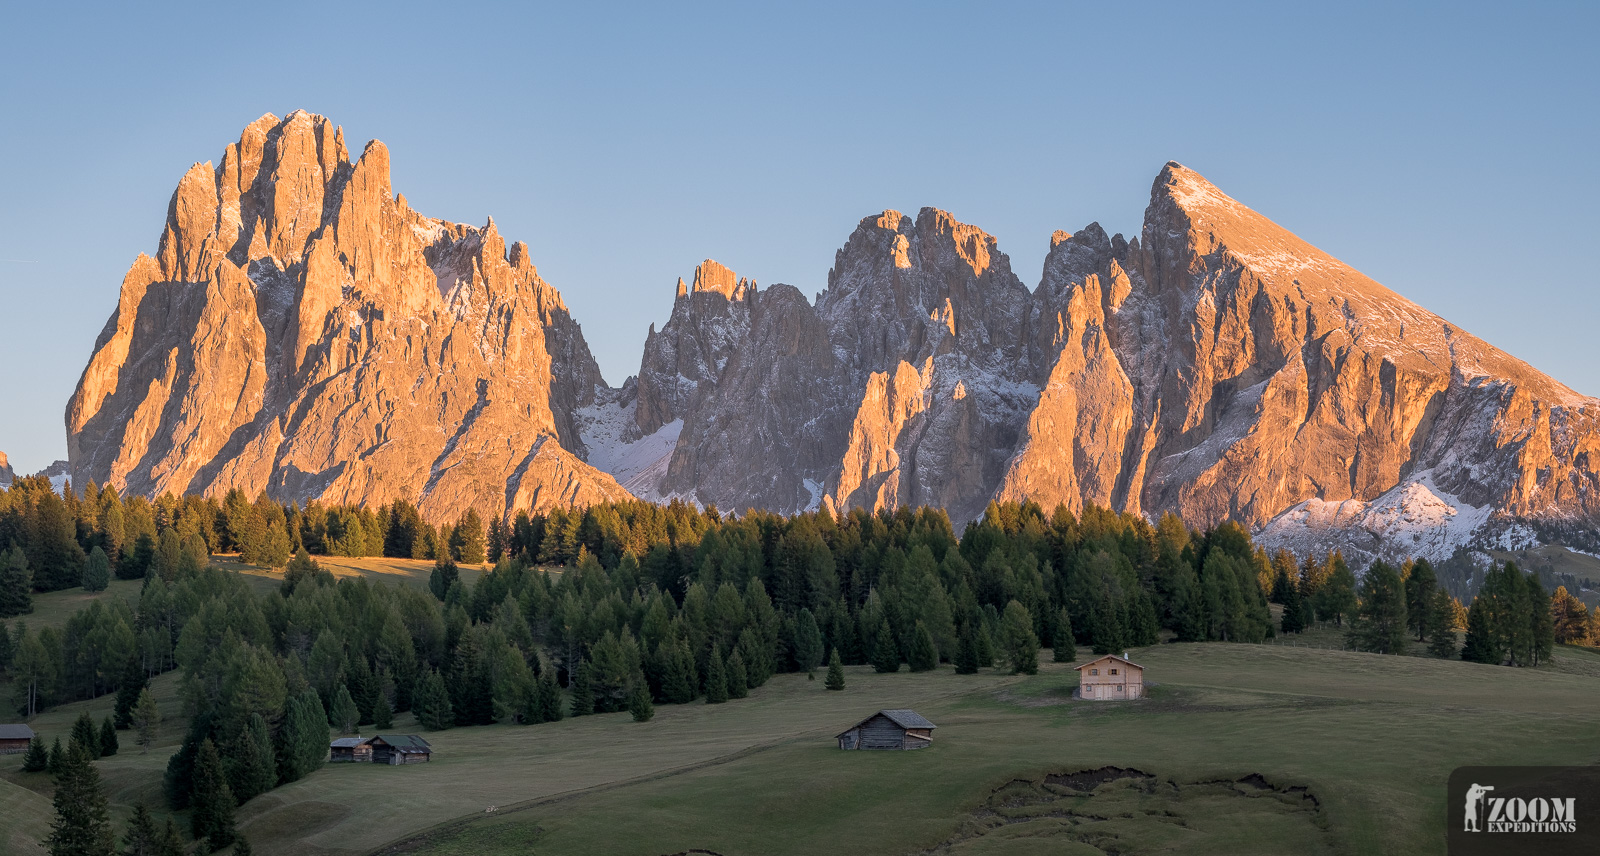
836,709,937,750
0,723,35,754
370,734,432,764
1075,653,1145,700
329,736,373,763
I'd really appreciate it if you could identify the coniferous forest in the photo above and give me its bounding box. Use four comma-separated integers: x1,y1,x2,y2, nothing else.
0,474,1586,831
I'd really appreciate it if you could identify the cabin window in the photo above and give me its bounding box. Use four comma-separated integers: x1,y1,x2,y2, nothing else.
1110,668,1118,675
1089,668,1098,675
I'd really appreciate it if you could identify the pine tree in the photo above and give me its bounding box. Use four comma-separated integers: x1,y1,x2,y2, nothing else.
726,648,750,699
1350,562,1407,654
413,669,454,731
908,621,938,672
627,677,655,722
48,736,65,774
22,736,48,772
98,718,117,757
660,642,695,704
227,714,276,805
0,547,33,617
372,692,394,729
45,741,115,856
1427,589,1459,659
277,690,328,783
1528,571,1554,667
428,558,459,601
704,648,729,703
566,660,594,715
190,738,237,851
535,670,564,722
121,804,161,856
328,684,361,734
824,649,846,691
113,656,147,730
1280,578,1306,634
155,819,185,856
871,619,900,673
1316,558,1357,626
72,711,101,760
1404,559,1438,641
132,687,161,752
792,609,824,674
450,509,487,565
1002,600,1040,675
1460,596,1501,664
81,547,111,593
1052,609,1077,663
954,624,981,674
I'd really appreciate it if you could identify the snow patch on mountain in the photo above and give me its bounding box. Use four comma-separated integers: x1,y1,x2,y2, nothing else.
575,393,682,497
1256,472,1493,567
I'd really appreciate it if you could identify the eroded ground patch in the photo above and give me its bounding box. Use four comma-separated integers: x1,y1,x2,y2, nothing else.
920,767,1332,856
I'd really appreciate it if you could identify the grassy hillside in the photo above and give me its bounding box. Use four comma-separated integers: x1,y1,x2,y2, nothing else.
6,642,1599,856
392,643,1600,856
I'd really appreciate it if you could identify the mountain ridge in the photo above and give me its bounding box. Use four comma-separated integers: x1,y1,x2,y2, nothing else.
64,116,1600,563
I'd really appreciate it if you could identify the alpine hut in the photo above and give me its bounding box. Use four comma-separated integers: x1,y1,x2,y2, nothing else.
836,709,937,750
329,736,374,763
369,734,432,764
1075,653,1145,700
0,723,35,754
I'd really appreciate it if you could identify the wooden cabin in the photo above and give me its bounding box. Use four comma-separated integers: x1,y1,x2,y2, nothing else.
1075,653,1145,700
329,736,374,763
836,709,937,750
370,734,432,764
0,723,35,755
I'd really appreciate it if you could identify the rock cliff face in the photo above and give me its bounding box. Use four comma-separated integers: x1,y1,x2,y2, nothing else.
0,452,13,488
68,116,1600,561
66,111,628,522
602,163,1600,560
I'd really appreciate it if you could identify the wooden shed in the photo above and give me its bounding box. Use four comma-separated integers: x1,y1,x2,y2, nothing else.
0,723,35,755
1075,653,1145,700
329,736,374,763
836,709,936,750
370,734,432,764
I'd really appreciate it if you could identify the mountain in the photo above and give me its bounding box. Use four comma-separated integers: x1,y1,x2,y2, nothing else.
588,165,1600,562
65,112,1600,562
0,452,12,488
66,111,627,523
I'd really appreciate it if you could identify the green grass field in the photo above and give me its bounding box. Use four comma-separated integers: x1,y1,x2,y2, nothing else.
5,625,1599,855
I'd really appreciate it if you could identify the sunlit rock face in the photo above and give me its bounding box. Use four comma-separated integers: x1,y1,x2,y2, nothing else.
70,117,1600,560
619,164,1600,559
67,111,628,523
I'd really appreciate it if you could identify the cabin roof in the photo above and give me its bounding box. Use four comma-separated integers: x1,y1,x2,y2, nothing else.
330,737,372,748
0,724,35,740
373,734,431,751
837,709,937,737
1074,654,1143,671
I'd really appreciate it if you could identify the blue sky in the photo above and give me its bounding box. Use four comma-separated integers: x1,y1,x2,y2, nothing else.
1,1,1596,475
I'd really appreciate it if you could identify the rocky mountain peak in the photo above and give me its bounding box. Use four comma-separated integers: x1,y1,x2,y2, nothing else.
67,111,627,523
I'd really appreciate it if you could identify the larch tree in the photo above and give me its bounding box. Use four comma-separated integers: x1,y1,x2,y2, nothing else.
1002,600,1040,675
132,687,161,752
44,742,115,856
825,648,846,691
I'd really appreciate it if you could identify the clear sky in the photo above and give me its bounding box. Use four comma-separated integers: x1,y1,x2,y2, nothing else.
1,1,1596,475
